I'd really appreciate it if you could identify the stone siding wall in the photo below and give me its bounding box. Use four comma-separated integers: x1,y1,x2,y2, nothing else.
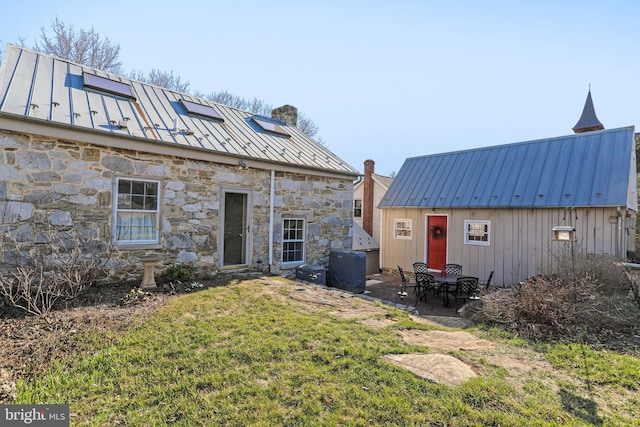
0,131,353,281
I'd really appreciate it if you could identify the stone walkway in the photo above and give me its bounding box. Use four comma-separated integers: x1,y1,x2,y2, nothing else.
261,278,512,387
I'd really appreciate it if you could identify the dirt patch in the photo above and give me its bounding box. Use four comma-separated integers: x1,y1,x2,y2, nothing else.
398,330,494,352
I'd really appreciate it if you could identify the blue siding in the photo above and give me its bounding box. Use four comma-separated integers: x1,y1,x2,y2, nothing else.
379,127,635,208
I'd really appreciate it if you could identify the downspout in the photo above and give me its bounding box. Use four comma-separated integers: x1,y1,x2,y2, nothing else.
617,207,623,259
268,170,275,271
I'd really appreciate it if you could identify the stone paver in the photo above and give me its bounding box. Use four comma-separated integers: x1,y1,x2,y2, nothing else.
383,353,478,387
398,329,494,352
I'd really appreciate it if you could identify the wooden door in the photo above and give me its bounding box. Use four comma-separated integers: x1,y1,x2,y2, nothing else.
427,215,447,270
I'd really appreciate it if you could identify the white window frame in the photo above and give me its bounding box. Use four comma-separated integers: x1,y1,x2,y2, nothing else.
394,219,412,240
282,218,305,265
464,220,490,246
354,199,362,218
113,177,161,246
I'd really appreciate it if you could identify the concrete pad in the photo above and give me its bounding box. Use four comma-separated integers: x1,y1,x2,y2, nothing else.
383,353,477,386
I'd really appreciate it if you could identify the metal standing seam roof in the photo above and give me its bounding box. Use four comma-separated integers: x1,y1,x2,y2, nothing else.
0,44,358,177
379,126,637,209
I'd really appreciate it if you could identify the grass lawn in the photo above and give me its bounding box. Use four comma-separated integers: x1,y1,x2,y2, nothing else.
15,276,640,426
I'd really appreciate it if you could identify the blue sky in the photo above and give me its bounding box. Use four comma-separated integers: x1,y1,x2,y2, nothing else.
2,1,639,176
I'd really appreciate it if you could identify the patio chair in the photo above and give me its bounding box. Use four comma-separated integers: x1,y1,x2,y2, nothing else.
446,276,479,308
414,272,437,301
396,266,421,306
413,262,428,274
444,263,463,275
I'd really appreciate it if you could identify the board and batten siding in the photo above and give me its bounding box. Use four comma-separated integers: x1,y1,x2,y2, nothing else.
381,207,631,286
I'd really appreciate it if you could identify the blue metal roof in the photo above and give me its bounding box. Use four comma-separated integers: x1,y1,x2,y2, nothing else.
379,126,637,209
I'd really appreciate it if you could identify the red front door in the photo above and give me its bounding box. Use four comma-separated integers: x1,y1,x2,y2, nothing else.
427,216,447,270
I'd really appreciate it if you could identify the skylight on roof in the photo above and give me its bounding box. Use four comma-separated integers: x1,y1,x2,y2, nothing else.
253,118,290,137
179,99,224,121
83,73,135,100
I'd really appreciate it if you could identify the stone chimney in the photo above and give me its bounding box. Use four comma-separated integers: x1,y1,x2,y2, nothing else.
271,105,298,126
363,159,375,236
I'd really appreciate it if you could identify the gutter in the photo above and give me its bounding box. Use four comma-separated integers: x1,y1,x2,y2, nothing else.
617,206,624,259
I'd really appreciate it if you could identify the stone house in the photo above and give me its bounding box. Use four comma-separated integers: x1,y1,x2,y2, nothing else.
0,44,358,281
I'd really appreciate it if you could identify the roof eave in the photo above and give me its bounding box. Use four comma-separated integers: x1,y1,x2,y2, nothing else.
0,113,359,179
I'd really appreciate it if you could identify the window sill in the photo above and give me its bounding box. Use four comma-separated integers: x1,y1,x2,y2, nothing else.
115,243,163,251
281,262,304,270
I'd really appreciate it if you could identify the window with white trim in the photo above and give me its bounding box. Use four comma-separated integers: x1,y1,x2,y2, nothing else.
282,218,305,263
114,178,160,244
394,219,412,240
354,199,362,217
464,220,490,246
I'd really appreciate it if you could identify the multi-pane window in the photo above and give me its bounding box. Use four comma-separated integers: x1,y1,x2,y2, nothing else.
464,220,490,246
354,199,362,217
394,219,412,240
114,178,160,244
282,218,305,263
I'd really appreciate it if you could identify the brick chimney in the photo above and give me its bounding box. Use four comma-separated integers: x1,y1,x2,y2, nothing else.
271,105,298,126
363,159,375,236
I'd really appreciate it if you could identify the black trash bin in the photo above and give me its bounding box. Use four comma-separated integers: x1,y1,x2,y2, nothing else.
295,264,326,285
328,250,366,293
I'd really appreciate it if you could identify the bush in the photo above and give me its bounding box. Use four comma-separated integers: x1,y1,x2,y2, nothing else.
0,224,115,316
468,254,640,344
164,262,195,283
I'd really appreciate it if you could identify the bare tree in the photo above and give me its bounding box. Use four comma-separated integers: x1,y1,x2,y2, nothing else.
297,112,320,140
34,17,122,73
198,90,271,115
197,90,322,141
129,69,190,93
27,19,325,143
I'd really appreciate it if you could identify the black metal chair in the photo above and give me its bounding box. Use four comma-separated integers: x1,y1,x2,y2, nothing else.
396,266,421,306
412,262,436,300
414,272,437,301
445,276,479,307
413,262,428,274
444,263,463,275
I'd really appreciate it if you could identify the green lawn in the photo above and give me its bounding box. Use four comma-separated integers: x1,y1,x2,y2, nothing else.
16,277,640,426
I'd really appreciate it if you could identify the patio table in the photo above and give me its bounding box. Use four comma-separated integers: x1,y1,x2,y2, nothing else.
431,272,463,307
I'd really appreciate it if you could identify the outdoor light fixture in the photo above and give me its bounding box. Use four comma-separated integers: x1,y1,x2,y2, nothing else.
552,225,575,241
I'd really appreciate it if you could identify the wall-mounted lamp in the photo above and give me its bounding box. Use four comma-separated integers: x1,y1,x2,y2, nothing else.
552,225,575,241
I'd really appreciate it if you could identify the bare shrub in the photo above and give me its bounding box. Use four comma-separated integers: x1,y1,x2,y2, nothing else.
0,224,116,316
469,254,640,345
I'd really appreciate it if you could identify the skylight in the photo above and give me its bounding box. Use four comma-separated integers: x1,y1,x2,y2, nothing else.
179,99,224,121
253,118,290,137
83,73,135,100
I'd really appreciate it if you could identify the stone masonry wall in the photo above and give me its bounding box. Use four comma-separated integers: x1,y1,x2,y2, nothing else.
0,130,353,281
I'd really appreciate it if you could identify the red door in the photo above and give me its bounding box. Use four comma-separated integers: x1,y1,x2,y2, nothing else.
427,216,447,270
